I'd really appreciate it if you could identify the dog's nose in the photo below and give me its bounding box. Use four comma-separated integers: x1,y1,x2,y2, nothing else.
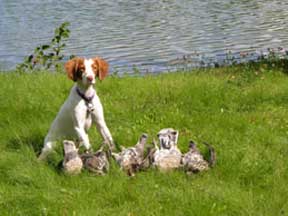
87,75,94,82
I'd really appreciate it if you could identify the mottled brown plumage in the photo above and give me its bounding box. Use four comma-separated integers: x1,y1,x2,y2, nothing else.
112,134,148,176
62,140,83,175
80,147,109,175
182,140,216,174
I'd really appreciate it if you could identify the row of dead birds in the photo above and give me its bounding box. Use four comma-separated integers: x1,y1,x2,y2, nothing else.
62,128,216,176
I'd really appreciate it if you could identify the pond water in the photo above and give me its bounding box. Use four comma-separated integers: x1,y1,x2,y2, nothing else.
1,0,288,74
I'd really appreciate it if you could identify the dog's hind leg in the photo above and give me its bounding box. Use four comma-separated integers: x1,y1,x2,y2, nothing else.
38,137,56,161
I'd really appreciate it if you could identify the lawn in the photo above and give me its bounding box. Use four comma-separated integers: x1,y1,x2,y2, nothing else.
0,65,287,215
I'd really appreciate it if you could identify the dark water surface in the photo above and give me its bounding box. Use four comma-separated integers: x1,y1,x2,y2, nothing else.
1,0,288,73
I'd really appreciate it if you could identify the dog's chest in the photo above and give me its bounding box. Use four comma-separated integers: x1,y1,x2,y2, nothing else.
74,101,94,130
84,113,92,131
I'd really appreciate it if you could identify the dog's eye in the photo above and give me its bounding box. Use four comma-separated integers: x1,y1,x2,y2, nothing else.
78,66,85,73
92,64,98,71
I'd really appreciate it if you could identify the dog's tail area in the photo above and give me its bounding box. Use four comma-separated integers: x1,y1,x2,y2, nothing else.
203,142,216,168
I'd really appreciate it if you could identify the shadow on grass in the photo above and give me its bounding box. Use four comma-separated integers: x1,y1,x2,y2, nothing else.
7,133,43,154
6,133,64,172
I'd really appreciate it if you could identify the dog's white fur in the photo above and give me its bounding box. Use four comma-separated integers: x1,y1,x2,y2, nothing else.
38,57,114,160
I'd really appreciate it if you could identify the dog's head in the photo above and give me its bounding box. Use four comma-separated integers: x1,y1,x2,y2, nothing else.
157,128,179,150
64,57,109,86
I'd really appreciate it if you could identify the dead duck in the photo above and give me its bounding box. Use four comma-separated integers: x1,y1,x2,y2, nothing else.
62,140,83,175
112,133,148,176
80,146,109,175
152,128,182,172
182,140,216,174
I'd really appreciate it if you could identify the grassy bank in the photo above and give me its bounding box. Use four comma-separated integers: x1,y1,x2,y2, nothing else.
0,66,287,215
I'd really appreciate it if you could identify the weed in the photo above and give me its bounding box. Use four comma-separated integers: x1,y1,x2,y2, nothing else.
16,22,71,72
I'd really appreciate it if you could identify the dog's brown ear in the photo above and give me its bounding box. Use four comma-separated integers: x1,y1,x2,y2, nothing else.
92,57,109,81
64,57,84,81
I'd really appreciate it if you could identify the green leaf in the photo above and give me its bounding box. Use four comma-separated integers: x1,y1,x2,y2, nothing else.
41,45,50,50
55,35,61,42
62,32,69,38
18,21,71,71
34,47,40,52
69,55,76,59
55,28,60,36
28,55,34,62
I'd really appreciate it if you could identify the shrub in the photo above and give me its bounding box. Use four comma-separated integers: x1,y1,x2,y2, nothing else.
17,22,71,72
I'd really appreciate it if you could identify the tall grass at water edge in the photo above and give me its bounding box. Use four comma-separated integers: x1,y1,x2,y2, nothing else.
0,66,288,215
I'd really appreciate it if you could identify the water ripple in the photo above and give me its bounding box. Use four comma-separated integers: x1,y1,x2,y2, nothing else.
1,0,288,73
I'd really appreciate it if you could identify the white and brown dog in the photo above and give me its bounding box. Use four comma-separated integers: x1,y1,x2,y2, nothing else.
38,57,114,160
152,128,182,171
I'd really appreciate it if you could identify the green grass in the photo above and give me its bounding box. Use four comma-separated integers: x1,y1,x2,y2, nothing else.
0,66,288,215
